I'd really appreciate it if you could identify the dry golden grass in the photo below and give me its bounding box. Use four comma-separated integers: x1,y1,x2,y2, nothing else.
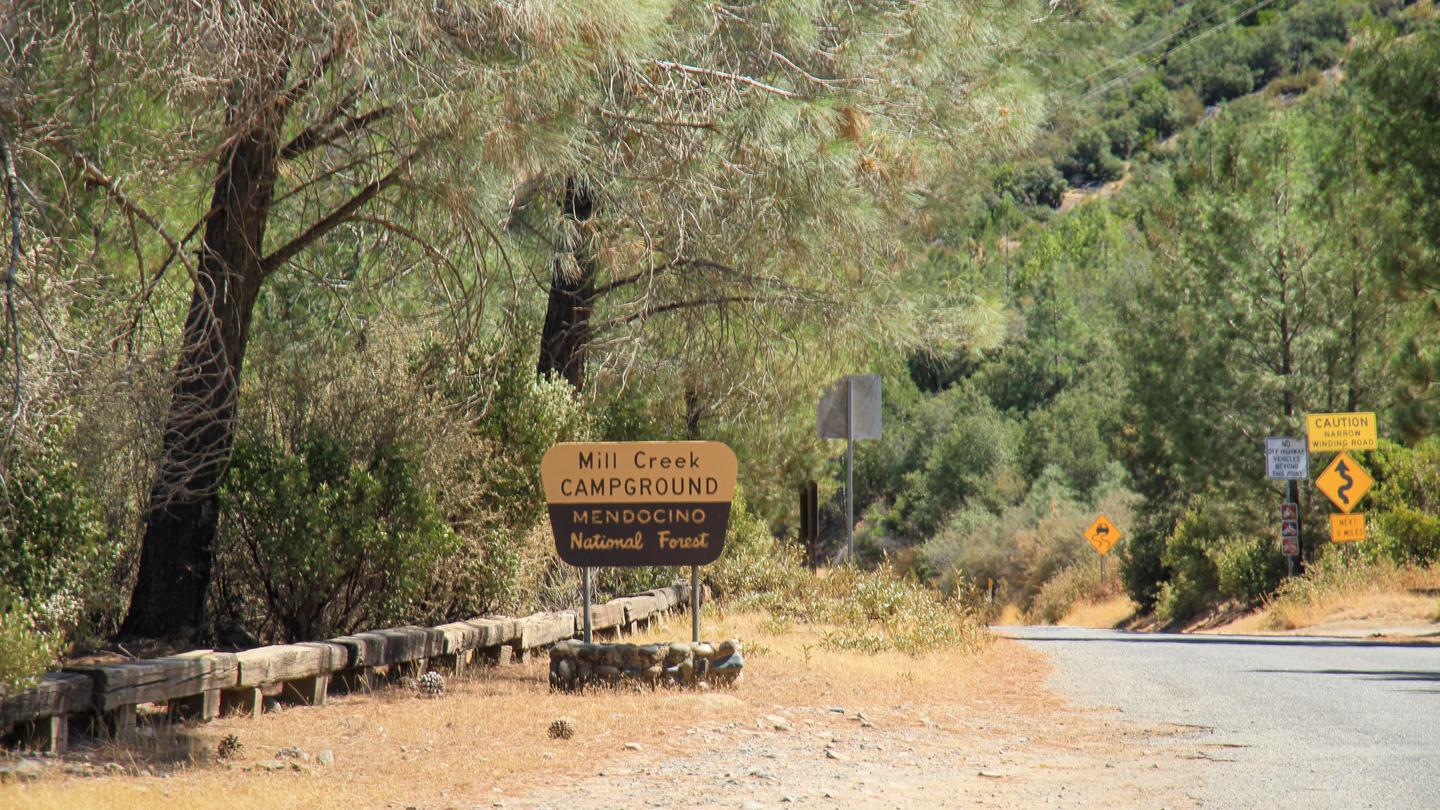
1057,596,1137,629
1261,559,1440,632
0,608,995,810
993,603,1025,625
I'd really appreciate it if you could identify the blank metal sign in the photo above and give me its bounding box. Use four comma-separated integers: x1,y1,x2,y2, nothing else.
817,375,882,440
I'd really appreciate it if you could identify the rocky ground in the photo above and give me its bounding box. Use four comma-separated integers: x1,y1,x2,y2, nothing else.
516,640,1206,810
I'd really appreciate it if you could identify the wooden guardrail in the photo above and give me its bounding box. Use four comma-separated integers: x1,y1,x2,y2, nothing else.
0,584,699,754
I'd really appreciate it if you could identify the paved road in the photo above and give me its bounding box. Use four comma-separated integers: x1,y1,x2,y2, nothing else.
1001,626,1440,809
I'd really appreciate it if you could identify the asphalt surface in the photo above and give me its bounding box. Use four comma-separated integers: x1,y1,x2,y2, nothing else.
1000,626,1440,809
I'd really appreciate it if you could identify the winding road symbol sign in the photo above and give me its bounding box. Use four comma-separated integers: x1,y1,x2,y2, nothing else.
1315,452,1372,514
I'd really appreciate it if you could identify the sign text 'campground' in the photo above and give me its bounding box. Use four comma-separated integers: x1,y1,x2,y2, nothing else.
541,441,737,567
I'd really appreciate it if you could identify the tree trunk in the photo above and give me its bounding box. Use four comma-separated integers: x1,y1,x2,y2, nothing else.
684,383,703,439
536,177,595,391
119,105,283,641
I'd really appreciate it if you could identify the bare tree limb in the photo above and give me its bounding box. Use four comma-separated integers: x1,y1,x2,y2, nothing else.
0,123,23,427
594,107,717,130
650,60,800,98
281,104,394,161
595,294,763,334
28,127,182,254
260,155,412,274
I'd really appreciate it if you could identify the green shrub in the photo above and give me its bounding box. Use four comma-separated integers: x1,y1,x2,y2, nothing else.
802,566,987,656
412,342,592,617
1213,534,1283,604
1161,510,1223,593
710,489,808,601
1154,571,1209,624
1057,128,1126,187
0,601,63,698
1029,561,1101,625
1120,521,1167,611
1368,439,1440,564
217,433,458,642
994,161,1068,209
0,436,116,649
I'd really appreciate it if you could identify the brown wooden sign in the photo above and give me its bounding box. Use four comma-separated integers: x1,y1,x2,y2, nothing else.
541,441,738,567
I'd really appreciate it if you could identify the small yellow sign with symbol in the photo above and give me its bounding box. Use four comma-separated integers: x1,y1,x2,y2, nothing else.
1330,513,1366,543
1084,515,1122,556
1315,451,1372,514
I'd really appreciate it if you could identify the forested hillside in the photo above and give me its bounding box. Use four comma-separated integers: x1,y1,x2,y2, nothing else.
2,1,1439,692
848,0,1440,623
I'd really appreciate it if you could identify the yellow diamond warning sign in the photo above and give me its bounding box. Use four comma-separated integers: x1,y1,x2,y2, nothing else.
1084,515,1122,556
1315,451,1372,514
1330,513,1366,543
1305,412,1377,453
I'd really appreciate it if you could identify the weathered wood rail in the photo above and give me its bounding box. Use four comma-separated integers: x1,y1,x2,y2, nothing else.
0,584,700,754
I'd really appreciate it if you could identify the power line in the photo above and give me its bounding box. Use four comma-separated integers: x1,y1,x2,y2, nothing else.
1077,0,1280,104
1062,0,1258,93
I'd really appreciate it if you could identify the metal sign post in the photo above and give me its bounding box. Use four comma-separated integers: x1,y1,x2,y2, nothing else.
818,375,881,565
582,566,593,643
691,565,700,643
846,376,854,562
1281,495,1300,577
1267,437,1309,575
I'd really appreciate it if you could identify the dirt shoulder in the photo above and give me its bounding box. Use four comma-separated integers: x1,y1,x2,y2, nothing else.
1,612,1207,810
1062,593,1440,643
519,638,1204,810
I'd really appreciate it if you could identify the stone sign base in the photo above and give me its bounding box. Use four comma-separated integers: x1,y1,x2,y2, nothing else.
549,639,743,691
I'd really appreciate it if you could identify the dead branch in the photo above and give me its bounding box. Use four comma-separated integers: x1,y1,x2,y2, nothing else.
649,60,800,98
261,154,413,274
0,123,23,427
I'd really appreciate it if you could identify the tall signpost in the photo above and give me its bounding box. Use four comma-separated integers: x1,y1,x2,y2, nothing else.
541,441,738,643
817,375,881,562
1265,437,1309,576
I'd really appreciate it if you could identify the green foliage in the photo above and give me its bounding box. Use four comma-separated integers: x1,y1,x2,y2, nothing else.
1213,534,1284,604
709,490,809,601
802,566,987,657
887,383,1018,538
1153,509,1225,622
0,602,63,699
0,437,117,645
218,433,458,642
1029,560,1103,625
1368,439,1440,564
1352,22,1440,437
918,469,1138,612
1120,520,1168,612
1057,128,1126,187
993,161,1068,209
413,342,592,616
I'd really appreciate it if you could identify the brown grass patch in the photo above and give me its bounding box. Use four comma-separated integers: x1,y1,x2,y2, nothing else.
0,608,993,810
993,603,1025,625
1058,595,1137,629
1262,558,1440,632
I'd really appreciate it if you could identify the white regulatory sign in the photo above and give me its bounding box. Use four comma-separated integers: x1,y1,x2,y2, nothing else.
1265,437,1309,481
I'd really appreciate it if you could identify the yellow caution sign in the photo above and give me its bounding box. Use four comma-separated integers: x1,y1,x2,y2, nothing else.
1305,412,1377,453
1330,513,1366,543
1084,515,1122,556
1315,451,1372,514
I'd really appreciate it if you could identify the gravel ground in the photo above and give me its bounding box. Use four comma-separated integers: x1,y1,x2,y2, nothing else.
1002,626,1440,810
512,641,1202,810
